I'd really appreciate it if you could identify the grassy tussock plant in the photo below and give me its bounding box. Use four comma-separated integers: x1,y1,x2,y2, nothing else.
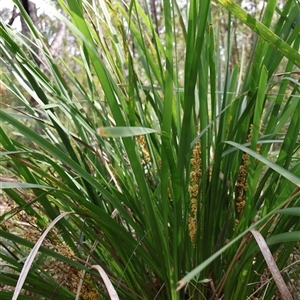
0,0,300,299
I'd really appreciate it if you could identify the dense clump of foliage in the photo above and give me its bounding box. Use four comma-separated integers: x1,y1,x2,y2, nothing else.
0,0,299,299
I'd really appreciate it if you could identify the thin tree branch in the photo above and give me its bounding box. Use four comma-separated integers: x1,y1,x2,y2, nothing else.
8,5,18,26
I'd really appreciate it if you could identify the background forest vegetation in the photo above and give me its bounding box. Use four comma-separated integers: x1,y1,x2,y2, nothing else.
0,0,300,299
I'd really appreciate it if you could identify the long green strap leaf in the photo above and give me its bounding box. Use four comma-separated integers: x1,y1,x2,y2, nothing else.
217,0,300,67
225,141,300,187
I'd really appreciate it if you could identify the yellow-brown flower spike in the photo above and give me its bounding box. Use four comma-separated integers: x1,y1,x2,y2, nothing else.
235,153,249,216
136,135,151,163
235,123,263,218
235,124,254,217
188,140,201,245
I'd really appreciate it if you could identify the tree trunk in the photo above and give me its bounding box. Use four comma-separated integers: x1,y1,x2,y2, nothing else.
20,0,38,36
